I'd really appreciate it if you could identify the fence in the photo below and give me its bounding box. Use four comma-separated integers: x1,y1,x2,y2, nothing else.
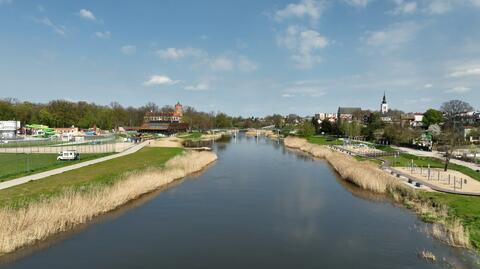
0,135,117,181
0,135,117,154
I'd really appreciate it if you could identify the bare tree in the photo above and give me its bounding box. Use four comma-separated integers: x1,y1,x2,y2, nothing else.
440,100,473,121
439,100,473,171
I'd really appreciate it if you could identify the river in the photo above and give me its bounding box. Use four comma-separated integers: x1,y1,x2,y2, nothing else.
0,135,478,268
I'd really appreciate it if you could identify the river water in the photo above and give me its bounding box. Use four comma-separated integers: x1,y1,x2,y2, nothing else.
0,135,478,268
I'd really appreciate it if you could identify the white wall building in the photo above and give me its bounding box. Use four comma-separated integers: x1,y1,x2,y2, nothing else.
0,121,21,139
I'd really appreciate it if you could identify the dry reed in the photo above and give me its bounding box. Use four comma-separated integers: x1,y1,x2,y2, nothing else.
419,250,436,262
284,136,471,249
284,136,399,193
0,151,217,255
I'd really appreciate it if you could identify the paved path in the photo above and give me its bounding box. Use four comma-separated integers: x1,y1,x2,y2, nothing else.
392,146,479,171
0,141,149,191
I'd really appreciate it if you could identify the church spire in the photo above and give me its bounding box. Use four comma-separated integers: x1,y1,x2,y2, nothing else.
380,91,389,114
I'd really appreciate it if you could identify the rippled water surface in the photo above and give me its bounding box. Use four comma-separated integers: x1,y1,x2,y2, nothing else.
1,135,478,268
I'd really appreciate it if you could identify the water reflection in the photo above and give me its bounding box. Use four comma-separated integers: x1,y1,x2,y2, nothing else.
1,134,478,269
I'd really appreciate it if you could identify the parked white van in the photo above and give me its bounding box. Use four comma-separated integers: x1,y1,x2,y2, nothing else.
57,150,80,161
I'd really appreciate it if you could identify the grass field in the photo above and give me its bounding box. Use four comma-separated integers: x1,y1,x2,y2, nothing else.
0,147,183,209
0,153,111,182
307,136,343,145
177,132,203,140
419,191,480,249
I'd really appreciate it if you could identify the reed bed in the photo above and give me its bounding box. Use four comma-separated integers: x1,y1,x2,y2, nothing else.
284,136,471,249
284,136,398,193
0,151,217,255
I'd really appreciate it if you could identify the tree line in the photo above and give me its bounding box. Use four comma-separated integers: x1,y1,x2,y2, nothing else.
0,99,285,130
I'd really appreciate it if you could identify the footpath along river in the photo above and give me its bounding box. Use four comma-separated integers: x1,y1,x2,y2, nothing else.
0,135,478,268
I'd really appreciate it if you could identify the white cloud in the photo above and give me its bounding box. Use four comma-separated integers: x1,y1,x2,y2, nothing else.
392,0,418,14
284,87,326,97
37,5,45,12
424,83,433,88
210,56,234,71
34,17,66,36
342,0,373,7
237,56,258,72
449,66,480,77
185,83,210,91
121,45,136,55
78,9,96,21
95,31,111,39
471,0,480,7
155,47,206,60
425,0,454,14
282,81,327,97
365,21,422,52
275,0,325,24
277,25,328,69
445,86,471,93
143,75,180,87
0,0,12,5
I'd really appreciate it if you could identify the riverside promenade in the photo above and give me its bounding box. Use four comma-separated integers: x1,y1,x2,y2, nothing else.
329,144,480,196
0,141,148,191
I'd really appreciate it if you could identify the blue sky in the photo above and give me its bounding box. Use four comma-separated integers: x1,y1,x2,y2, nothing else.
0,0,479,116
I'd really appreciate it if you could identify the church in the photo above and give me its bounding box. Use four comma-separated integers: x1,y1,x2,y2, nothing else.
379,92,394,123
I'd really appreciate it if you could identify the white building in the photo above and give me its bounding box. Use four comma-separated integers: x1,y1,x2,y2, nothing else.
315,113,337,123
0,121,21,139
380,92,389,114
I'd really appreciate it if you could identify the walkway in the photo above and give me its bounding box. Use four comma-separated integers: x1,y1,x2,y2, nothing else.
0,141,149,191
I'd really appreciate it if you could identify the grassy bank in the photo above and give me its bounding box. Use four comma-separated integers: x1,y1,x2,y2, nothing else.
0,147,183,209
419,192,480,249
284,136,471,249
0,148,217,254
177,132,202,140
307,135,342,145
0,153,111,182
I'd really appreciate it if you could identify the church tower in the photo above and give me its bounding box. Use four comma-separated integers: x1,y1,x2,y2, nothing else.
380,92,389,114
174,102,183,117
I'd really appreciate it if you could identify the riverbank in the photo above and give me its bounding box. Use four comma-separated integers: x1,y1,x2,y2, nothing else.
284,136,472,249
0,149,217,255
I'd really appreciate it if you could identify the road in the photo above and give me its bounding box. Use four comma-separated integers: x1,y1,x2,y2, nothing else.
392,146,480,171
0,141,148,191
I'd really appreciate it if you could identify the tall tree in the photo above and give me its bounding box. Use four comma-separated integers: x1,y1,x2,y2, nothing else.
439,100,472,171
422,109,444,127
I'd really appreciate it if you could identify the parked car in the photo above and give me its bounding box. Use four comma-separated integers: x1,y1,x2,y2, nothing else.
57,150,80,161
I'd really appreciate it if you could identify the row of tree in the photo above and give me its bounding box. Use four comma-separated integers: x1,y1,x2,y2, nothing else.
0,99,288,130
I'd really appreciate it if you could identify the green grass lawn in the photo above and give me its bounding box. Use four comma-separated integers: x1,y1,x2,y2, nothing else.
0,147,183,209
307,136,343,145
0,140,67,148
354,155,383,165
419,191,480,249
372,144,397,153
0,153,111,182
177,132,203,140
